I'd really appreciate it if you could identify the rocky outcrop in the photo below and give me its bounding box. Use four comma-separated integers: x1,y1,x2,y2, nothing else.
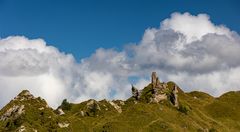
132,85,140,100
152,72,167,90
86,99,101,111
14,90,35,101
85,99,101,116
152,72,164,89
58,122,69,128
152,72,158,87
151,93,167,103
131,72,179,106
0,105,25,121
172,85,179,107
57,108,65,115
151,72,169,103
108,101,122,113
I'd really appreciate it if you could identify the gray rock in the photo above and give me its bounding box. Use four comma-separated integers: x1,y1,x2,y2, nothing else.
57,108,65,115
132,85,139,100
0,105,25,121
173,85,179,107
151,72,158,88
108,101,122,113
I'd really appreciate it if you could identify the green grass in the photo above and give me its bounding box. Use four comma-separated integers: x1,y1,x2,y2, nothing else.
0,88,240,131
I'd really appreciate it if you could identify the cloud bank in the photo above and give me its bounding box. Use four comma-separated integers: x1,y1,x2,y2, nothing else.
0,12,240,108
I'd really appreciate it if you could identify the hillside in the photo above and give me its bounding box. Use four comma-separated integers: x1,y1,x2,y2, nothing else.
0,72,240,132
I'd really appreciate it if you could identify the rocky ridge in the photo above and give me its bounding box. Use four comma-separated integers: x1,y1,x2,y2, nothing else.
0,72,240,131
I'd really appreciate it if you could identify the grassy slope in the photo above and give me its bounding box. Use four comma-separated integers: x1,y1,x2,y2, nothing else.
0,85,240,131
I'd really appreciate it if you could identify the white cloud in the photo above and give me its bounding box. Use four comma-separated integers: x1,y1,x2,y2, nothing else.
161,12,233,43
130,12,240,97
0,12,240,108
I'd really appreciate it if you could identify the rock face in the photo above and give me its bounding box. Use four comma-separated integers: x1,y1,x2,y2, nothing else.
131,72,179,107
85,99,101,116
108,101,122,113
152,94,167,103
0,105,25,121
14,90,35,101
152,72,167,90
151,72,158,87
151,72,169,102
172,85,179,107
132,85,140,100
86,99,101,111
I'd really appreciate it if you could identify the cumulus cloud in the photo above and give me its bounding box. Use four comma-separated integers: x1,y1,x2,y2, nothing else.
131,12,240,96
0,37,132,108
161,12,233,43
0,12,240,108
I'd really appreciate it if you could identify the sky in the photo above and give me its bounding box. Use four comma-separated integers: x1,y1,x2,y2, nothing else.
0,0,240,108
0,0,240,59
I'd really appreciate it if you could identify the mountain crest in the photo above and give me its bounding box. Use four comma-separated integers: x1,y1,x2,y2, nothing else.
13,90,35,101
1,72,240,131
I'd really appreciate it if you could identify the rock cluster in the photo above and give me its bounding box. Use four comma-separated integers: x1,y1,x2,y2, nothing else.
131,72,179,107
0,105,25,121
152,72,167,91
13,90,35,101
86,99,101,111
84,99,101,116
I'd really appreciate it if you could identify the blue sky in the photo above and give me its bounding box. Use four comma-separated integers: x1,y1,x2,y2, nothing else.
0,0,239,59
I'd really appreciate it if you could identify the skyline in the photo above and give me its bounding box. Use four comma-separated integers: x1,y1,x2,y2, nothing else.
0,1,240,108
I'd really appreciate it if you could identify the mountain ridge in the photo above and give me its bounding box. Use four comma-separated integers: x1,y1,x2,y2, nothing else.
0,72,240,131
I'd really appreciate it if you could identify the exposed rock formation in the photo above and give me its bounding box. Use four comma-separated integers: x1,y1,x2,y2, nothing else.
14,90,35,101
132,85,140,100
57,108,65,115
85,99,101,116
58,122,69,128
0,105,25,121
132,72,179,107
168,84,179,107
152,93,167,103
151,72,167,94
86,99,101,111
173,85,179,107
151,72,169,102
152,72,158,87
108,101,122,113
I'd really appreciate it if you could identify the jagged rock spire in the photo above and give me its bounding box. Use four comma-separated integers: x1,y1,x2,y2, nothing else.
151,72,162,89
151,72,157,84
